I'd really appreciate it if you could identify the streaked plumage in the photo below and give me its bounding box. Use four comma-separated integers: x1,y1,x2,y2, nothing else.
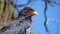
0,7,38,34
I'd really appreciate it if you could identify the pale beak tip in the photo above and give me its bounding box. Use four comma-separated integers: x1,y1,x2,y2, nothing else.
34,11,38,16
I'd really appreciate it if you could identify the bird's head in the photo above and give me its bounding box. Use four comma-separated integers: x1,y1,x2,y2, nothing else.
19,7,38,17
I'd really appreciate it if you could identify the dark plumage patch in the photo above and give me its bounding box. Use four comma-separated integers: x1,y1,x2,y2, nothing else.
0,7,36,34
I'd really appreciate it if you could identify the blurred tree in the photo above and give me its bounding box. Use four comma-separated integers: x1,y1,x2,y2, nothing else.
0,0,15,27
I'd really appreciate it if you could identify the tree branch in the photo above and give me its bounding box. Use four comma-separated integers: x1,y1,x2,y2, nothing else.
44,2,49,32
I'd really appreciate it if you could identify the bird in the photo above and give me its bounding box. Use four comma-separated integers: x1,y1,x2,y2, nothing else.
0,7,38,34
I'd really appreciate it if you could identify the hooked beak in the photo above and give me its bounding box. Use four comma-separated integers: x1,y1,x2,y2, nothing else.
33,11,38,16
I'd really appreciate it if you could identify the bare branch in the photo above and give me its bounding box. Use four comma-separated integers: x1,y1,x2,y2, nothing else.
17,0,32,7
44,2,49,32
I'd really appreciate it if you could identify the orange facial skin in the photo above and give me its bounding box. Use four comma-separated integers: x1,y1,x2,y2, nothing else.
25,9,34,17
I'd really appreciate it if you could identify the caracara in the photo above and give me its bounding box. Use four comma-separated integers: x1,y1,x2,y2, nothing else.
0,7,38,34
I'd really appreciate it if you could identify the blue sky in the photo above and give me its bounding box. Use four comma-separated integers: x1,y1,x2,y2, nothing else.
13,0,60,34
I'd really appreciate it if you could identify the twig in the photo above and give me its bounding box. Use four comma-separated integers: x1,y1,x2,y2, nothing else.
44,2,49,32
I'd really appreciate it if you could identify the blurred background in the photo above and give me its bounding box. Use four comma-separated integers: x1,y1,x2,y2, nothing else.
0,0,60,34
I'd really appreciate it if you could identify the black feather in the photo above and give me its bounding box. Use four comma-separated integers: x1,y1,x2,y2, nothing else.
0,7,33,34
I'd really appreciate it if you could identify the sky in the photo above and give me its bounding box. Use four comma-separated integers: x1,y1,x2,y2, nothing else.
13,0,60,34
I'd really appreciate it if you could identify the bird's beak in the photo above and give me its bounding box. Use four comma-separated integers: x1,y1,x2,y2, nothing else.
33,11,38,16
